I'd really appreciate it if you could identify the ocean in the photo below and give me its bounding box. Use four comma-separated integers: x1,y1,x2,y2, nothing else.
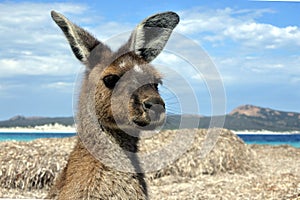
0,132,76,142
0,132,299,148
237,134,300,148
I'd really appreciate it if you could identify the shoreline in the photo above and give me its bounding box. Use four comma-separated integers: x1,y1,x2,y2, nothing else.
0,128,299,135
0,129,76,133
232,130,300,135
0,128,300,135
0,124,76,133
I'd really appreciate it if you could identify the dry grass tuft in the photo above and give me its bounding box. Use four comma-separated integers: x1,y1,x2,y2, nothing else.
141,129,259,179
0,137,76,191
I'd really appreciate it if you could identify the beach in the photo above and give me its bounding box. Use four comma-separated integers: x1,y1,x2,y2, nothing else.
0,124,75,133
232,130,300,135
0,129,299,199
1,125,299,134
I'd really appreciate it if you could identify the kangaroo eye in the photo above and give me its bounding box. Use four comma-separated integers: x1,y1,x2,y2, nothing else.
103,74,120,89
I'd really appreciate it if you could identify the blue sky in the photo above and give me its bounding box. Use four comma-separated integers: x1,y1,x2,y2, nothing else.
0,0,300,120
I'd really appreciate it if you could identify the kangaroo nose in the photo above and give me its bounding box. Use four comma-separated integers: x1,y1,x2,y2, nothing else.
139,97,166,129
143,97,165,111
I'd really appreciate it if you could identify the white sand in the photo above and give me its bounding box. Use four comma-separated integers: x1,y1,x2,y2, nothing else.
0,123,75,133
232,130,300,135
1,124,299,135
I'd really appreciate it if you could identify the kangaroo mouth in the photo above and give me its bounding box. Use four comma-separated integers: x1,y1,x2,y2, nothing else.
133,120,149,127
132,107,166,130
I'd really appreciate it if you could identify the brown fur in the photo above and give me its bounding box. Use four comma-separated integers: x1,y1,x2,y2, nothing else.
47,140,146,199
47,11,179,199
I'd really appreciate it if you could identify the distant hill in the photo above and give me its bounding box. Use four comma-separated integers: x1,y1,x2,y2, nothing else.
1,105,299,131
224,105,300,131
0,115,74,128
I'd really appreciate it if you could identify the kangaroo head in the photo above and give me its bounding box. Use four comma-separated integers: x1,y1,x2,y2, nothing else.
51,11,179,132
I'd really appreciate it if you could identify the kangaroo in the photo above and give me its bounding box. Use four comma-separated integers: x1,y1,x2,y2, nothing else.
47,11,179,199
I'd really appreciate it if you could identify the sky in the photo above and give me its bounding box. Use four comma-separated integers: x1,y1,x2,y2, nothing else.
0,0,300,120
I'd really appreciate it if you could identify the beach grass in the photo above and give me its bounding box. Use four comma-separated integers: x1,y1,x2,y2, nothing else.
0,129,299,199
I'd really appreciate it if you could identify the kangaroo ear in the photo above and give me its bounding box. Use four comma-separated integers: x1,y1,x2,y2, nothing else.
51,11,100,63
129,12,179,62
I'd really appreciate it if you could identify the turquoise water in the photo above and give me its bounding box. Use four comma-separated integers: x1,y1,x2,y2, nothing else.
0,132,76,141
0,132,299,148
237,134,300,148
245,141,300,148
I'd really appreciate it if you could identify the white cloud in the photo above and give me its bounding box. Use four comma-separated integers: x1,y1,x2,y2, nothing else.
223,23,300,48
0,55,80,78
0,2,89,78
155,52,183,66
174,7,300,87
213,53,300,86
177,7,239,35
177,7,300,49
0,2,143,78
43,81,74,93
